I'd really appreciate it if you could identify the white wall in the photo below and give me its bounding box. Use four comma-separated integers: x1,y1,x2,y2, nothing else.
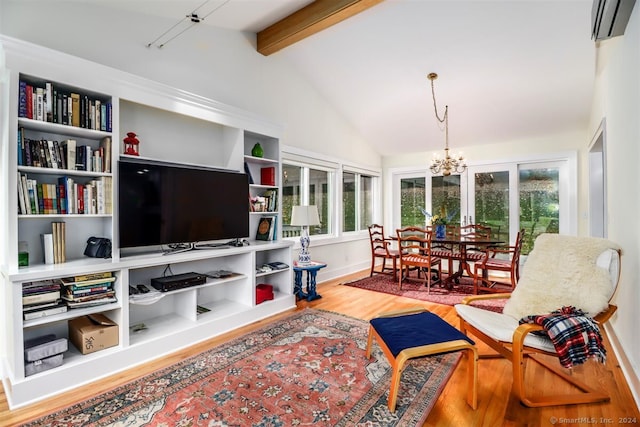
0,1,381,281
588,3,640,404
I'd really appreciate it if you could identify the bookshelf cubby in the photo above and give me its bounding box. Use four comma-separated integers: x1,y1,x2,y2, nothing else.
0,35,293,409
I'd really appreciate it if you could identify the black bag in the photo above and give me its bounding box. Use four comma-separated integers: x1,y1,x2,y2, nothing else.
84,237,112,258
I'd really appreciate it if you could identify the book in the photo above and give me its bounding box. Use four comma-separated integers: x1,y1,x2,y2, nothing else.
244,162,254,184
22,289,60,305
45,82,53,122
62,289,115,302
18,80,27,117
17,172,27,215
100,137,112,173
65,284,111,295
23,303,67,320
71,93,80,127
255,216,275,241
65,271,114,283
42,233,54,265
65,295,117,308
61,276,116,287
197,305,211,315
23,299,62,312
62,139,76,171
35,87,44,121
63,288,114,301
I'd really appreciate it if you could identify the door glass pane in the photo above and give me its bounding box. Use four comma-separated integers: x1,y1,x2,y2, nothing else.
475,171,509,242
309,168,329,235
360,175,373,230
519,168,560,254
343,172,356,232
400,177,426,227
431,175,461,225
282,164,301,237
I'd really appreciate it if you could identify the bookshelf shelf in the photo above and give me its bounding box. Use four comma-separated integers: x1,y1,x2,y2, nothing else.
1,35,293,409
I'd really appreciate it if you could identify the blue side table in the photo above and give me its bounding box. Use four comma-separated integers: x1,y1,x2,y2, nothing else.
293,261,327,301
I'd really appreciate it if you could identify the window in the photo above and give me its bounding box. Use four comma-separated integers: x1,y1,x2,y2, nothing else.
343,172,374,232
282,149,381,239
282,163,332,237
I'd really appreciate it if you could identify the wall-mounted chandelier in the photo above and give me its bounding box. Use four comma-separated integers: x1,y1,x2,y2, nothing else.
427,72,467,176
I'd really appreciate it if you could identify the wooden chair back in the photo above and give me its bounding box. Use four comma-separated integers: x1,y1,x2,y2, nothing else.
368,224,399,279
396,226,441,291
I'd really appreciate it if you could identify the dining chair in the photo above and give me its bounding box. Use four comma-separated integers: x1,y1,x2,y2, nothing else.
396,226,441,292
368,224,400,280
473,229,525,293
458,223,493,262
456,233,621,407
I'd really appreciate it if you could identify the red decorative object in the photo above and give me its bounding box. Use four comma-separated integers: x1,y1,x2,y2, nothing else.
123,132,140,156
261,167,276,186
255,283,274,304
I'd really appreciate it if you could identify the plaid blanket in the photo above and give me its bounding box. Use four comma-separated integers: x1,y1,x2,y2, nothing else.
519,306,606,369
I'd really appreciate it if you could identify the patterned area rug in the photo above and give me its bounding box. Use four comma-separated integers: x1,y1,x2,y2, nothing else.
25,309,462,427
343,274,506,313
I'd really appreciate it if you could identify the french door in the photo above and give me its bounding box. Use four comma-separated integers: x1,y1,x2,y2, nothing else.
393,157,575,254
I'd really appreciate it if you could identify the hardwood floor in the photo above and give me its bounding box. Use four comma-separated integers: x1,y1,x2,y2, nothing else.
1,270,638,426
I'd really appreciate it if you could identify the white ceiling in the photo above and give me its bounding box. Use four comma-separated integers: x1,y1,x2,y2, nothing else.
94,0,596,157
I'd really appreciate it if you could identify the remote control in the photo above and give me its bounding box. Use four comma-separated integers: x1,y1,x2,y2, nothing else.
136,284,150,294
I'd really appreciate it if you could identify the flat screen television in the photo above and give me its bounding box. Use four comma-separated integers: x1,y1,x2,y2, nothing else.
118,158,249,251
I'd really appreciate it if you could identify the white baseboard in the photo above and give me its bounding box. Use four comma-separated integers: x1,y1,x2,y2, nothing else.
604,323,640,409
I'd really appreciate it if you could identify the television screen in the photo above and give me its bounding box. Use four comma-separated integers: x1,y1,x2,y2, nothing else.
118,159,249,249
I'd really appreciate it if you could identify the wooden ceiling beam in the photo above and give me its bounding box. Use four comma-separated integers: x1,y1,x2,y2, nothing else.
257,0,385,56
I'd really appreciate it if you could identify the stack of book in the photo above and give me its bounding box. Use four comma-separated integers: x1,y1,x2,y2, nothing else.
23,279,67,320
61,272,117,309
41,221,66,264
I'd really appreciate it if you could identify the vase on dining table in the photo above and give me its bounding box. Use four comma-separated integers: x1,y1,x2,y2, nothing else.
435,224,446,239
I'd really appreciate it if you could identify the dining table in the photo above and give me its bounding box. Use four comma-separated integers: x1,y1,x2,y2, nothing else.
390,229,504,289
433,235,504,288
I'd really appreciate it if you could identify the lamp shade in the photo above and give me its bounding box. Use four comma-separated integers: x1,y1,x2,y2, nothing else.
290,205,320,227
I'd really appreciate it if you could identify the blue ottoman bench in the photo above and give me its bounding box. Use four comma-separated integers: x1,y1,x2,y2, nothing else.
365,308,478,412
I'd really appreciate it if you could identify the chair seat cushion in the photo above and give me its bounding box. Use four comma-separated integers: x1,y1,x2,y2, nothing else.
465,252,486,261
371,311,474,357
484,258,511,268
374,248,399,257
402,254,440,264
455,304,555,353
431,250,454,258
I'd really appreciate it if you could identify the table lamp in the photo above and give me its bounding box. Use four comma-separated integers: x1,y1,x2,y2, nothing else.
290,205,320,265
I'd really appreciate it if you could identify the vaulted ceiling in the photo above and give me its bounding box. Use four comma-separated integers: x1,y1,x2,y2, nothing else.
79,0,597,156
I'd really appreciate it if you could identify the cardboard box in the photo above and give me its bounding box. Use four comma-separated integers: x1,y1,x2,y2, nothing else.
256,283,274,304
68,313,118,354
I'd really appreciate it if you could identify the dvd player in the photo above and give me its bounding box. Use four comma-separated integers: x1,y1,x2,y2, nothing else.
150,272,207,292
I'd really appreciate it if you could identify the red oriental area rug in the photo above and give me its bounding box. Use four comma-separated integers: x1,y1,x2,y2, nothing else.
25,309,462,427
342,274,507,313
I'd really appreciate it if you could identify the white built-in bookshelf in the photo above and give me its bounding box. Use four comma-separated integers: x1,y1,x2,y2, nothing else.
0,35,293,409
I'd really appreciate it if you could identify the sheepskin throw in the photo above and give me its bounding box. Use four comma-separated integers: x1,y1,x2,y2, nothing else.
503,234,620,320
